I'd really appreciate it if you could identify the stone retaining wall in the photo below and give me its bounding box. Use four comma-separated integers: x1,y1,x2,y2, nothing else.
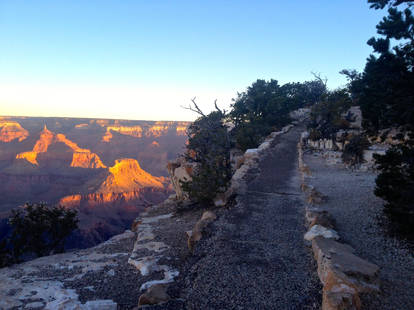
298,134,380,310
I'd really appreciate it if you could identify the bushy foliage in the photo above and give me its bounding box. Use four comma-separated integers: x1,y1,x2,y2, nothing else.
348,1,414,131
342,135,370,165
0,203,78,267
356,0,414,237
308,89,353,140
374,139,414,237
231,78,326,150
181,110,232,205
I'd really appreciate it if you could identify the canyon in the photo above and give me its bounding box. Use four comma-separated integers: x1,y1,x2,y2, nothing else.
0,116,189,248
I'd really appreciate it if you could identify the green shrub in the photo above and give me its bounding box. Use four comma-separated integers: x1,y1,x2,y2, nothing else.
0,203,78,267
309,89,353,139
342,135,370,165
181,109,232,205
308,129,322,141
374,139,414,237
231,78,326,150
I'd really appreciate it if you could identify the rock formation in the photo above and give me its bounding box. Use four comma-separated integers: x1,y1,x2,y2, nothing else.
0,116,188,248
98,158,164,193
0,121,29,142
16,125,106,168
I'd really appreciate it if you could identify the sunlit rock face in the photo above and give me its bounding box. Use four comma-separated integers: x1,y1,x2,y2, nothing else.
15,126,106,168
0,116,189,248
71,152,106,168
99,158,164,193
102,125,143,142
0,121,29,142
101,121,188,142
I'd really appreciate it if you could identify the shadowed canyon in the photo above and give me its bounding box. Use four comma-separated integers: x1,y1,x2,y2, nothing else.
0,116,189,248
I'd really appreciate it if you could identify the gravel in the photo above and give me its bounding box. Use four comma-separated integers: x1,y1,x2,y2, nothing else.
304,152,414,310
179,125,322,310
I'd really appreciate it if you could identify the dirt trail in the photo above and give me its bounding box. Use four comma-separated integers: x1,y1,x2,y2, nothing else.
180,125,321,309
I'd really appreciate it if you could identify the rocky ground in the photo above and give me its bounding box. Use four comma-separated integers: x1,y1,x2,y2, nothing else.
177,125,322,309
304,151,414,310
0,199,202,310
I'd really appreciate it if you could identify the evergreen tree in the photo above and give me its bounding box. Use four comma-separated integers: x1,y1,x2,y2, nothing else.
0,203,78,267
181,101,232,205
351,1,414,130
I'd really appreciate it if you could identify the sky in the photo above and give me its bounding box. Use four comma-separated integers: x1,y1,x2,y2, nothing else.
0,0,385,121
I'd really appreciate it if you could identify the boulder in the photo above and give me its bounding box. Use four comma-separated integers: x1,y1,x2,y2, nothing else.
244,148,260,163
312,237,380,293
304,225,339,241
306,209,335,229
187,211,217,252
138,284,170,307
167,158,197,200
230,148,244,172
322,273,361,310
258,141,271,152
213,192,227,207
307,188,326,204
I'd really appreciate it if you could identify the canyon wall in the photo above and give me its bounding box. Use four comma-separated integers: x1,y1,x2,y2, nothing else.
0,116,189,248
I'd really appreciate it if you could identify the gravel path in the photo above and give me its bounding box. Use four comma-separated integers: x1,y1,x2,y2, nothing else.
305,152,414,310
180,126,322,310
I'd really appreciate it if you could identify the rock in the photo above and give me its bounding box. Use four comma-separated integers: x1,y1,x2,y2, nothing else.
282,124,294,133
312,237,380,293
128,255,160,276
188,211,217,252
300,183,312,192
213,192,226,207
244,148,260,162
200,211,217,222
322,273,361,310
228,164,250,196
306,209,335,229
304,225,339,241
167,157,197,200
138,284,170,307
258,141,271,152
106,269,115,276
230,148,245,172
269,131,282,139
307,188,326,204
300,164,311,176
363,146,387,164
301,131,310,142
131,219,142,232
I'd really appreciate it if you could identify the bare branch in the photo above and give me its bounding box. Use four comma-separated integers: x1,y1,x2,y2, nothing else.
311,71,328,87
214,99,226,115
180,97,206,117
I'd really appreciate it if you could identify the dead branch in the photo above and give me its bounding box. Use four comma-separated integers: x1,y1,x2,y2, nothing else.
181,97,206,117
311,71,328,87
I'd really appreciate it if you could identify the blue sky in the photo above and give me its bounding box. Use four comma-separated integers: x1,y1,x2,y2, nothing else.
0,1,385,121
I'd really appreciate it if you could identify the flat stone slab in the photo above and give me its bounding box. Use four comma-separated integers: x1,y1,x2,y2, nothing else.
312,237,380,293
305,225,339,241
